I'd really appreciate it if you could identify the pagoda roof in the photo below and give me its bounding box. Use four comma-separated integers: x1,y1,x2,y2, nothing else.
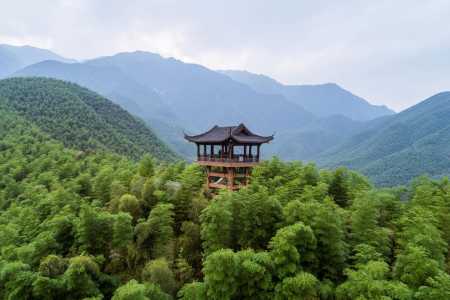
184,123,274,144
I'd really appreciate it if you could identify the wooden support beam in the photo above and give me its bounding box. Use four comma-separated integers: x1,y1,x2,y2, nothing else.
227,167,234,190
208,171,227,178
257,145,260,161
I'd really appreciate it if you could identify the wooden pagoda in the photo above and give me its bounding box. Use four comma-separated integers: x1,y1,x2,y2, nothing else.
184,123,273,190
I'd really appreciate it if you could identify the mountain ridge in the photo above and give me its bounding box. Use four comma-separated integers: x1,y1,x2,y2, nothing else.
220,69,395,121
0,44,74,78
317,91,450,185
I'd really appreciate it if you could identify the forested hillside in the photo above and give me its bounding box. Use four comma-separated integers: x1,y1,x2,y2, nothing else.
0,77,177,161
318,92,450,186
1,102,450,299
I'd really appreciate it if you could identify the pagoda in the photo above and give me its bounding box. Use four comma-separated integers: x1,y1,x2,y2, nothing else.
184,123,273,190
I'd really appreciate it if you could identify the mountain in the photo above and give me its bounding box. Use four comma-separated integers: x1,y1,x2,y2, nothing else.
13,60,174,121
14,51,316,158
220,70,395,121
12,59,192,157
86,52,315,133
0,44,74,78
317,92,450,186
265,114,364,160
0,77,177,160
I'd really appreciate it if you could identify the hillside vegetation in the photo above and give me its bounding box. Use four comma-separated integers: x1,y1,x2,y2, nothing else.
0,77,177,161
1,103,450,299
319,92,450,186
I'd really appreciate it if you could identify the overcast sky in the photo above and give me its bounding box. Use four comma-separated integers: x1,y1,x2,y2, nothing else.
1,0,449,111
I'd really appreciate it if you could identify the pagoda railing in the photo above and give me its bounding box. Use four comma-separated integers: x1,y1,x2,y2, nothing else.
198,154,259,163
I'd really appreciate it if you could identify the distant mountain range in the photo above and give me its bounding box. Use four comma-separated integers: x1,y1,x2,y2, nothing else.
2,44,448,186
10,48,391,160
219,70,394,121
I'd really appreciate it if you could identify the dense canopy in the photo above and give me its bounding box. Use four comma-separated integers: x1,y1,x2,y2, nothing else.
1,80,450,299
2,102,450,299
0,77,177,161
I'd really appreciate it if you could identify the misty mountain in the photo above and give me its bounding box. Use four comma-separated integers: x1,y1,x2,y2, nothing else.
13,59,193,157
265,114,364,160
0,44,74,78
10,48,401,169
14,51,316,158
317,92,450,186
220,70,395,121
86,52,315,133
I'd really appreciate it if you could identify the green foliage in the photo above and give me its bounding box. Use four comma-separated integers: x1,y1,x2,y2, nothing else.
415,271,450,299
76,205,114,256
200,195,233,255
203,249,240,299
319,92,450,186
350,192,394,260
178,281,207,300
139,154,155,177
1,104,450,299
336,261,412,299
393,245,441,289
202,249,274,300
283,199,348,280
117,194,142,221
269,222,317,278
274,272,320,300
112,279,171,300
112,212,134,251
142,258,177,296
0,77,177,161
135,203,174,260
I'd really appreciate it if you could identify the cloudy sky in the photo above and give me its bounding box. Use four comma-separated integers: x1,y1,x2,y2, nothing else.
1,0,449,111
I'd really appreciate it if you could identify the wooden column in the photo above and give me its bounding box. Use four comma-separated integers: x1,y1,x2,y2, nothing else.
227,167,234,190
249,145,253,160
203,144,207,156
196,144,200,158
257,145,260,161
245,167,250,185
244,145,247,157
206,166,211,187
210,144,214,158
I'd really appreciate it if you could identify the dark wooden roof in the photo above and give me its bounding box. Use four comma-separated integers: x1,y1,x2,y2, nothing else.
184,123,274,144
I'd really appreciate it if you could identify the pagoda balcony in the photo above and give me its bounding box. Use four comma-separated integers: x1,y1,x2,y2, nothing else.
196,154,260,167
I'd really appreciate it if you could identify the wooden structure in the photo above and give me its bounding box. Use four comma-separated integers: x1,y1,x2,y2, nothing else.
185,123,273,190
